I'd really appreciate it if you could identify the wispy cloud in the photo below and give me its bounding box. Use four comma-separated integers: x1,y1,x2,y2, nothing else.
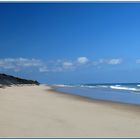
136,59,140,64
0,57,122,73
107,59,122,65
39,66,49,72
0,58,43,72
97,58,122,65
63,62,73,69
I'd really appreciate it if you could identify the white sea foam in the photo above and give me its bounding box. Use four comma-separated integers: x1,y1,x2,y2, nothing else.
54,84,74,87
110,86,140,91
97,85,108,88
80,85,109,88
80,85,96,88
55,84,140,92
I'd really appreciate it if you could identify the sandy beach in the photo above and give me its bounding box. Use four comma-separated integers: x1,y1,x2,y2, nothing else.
0,85,140,138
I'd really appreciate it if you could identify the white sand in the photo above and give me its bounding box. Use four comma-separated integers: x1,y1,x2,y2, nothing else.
0,85,140,138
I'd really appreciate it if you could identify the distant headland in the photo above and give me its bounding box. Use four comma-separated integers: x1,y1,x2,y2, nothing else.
0,73,40,86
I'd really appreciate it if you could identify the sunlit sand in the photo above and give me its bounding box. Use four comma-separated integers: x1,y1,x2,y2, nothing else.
0,85,140,137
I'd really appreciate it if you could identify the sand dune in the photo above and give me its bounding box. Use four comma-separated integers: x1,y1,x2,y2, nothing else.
0,85,140,138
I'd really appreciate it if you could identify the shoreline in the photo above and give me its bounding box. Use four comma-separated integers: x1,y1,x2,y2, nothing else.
49,86,140,111
0,85,140,137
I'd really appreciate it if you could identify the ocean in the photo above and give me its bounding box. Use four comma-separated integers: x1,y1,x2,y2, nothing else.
54,83,140,105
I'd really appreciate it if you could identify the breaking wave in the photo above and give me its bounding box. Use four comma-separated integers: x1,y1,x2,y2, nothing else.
110,85,140,91
53,84,75,87
54,84,140,92
80,85,96,88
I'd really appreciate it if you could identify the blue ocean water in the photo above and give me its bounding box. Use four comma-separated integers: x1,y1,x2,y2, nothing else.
54,83,140,105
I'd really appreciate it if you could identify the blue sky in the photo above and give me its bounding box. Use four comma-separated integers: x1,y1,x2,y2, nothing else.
0,2,140,84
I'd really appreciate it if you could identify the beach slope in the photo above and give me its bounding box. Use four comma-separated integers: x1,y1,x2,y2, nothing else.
0,85,140,137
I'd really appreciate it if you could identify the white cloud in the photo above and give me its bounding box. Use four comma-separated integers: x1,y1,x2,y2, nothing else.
17,58,42,67
63,62,73,68
39,66,49,72
0,58,43,72
107,59,122,65
97,58,122,65
0,57,123,73
77,57,89,64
